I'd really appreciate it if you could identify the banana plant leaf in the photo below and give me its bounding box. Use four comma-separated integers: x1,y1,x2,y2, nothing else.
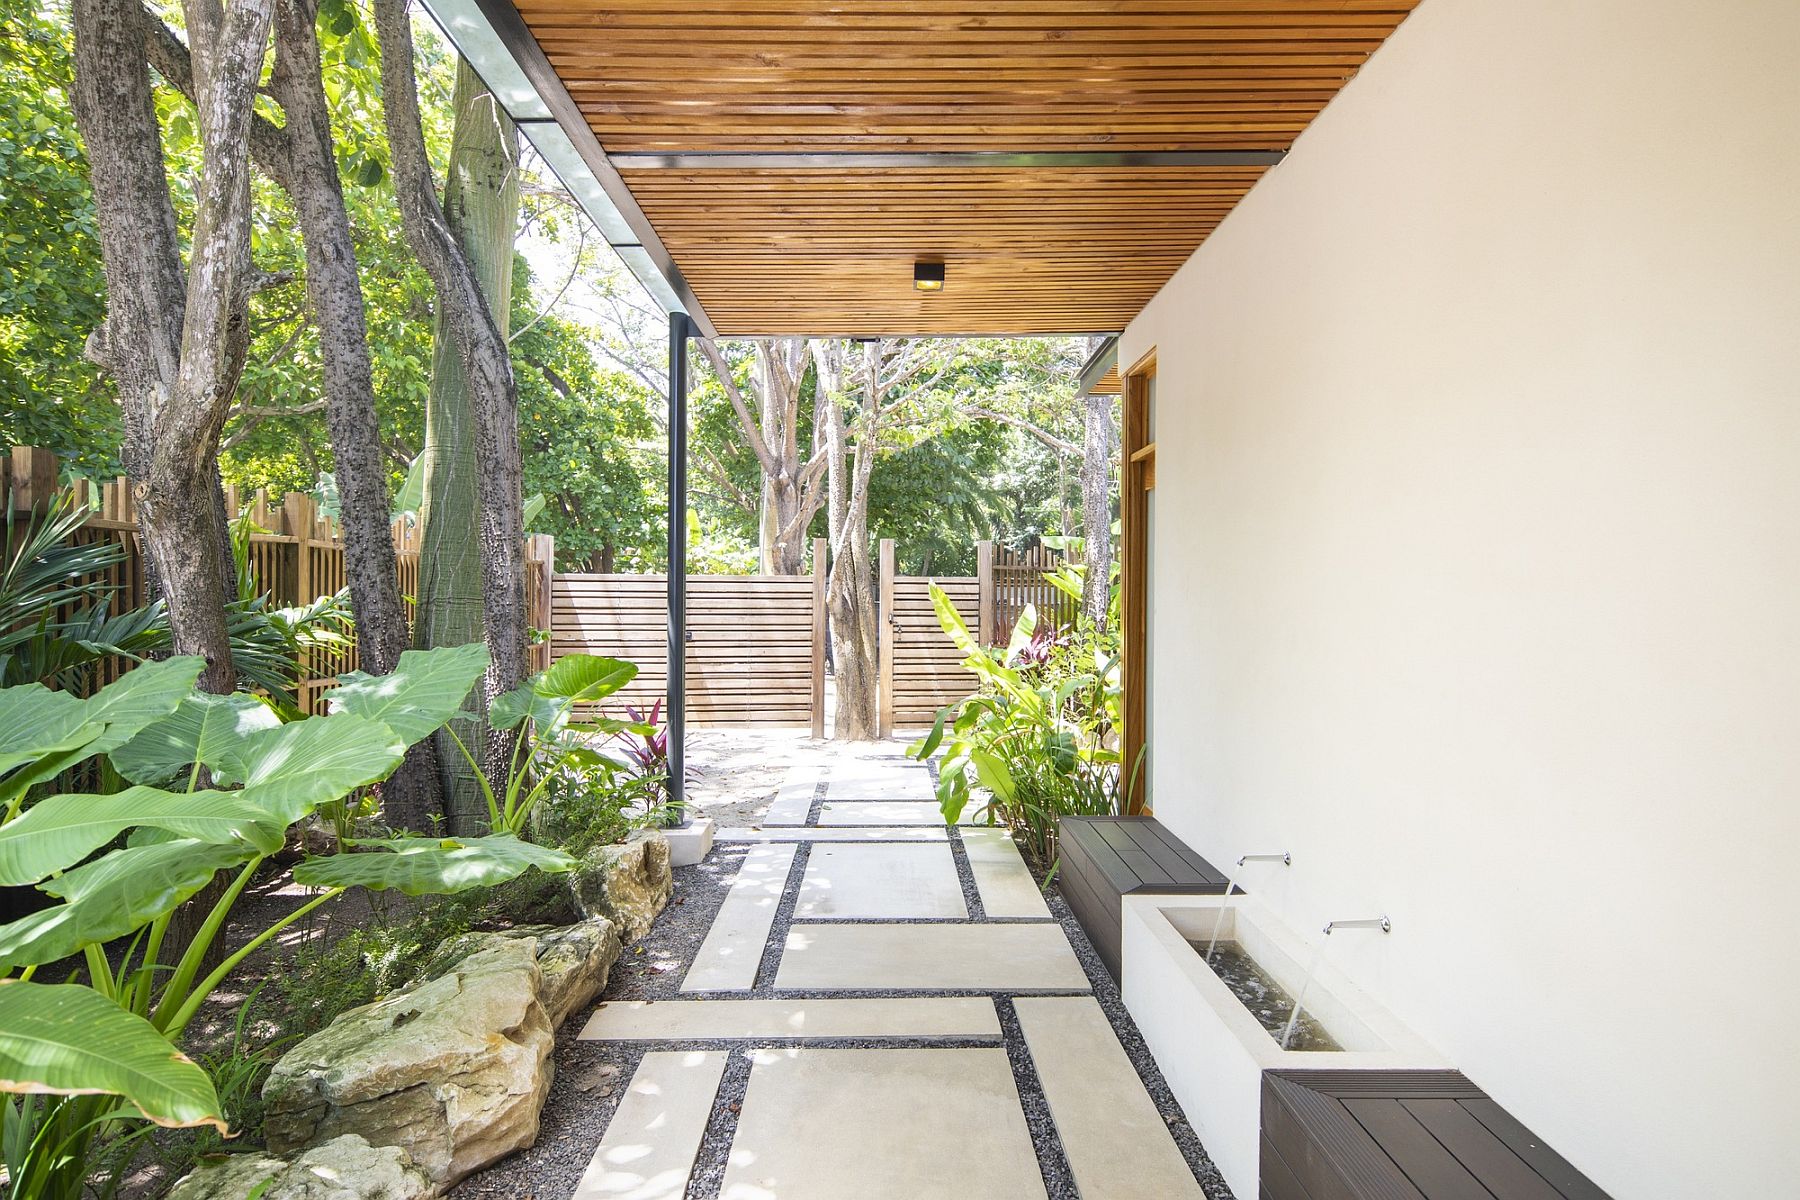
1003,603,1039,666
327,642,489,746
0,839,250,971
293,833,576,896
0,786,282,887
0,981,224,1130
109,691,280,787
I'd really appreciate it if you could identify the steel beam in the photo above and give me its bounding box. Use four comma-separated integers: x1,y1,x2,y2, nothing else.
666,312,690,811
608,150,1287,171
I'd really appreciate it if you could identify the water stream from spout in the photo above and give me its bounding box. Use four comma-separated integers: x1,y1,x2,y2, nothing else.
1204,878,1237,962
1280,941,1327,1050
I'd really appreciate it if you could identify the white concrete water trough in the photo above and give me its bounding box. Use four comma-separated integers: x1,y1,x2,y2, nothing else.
1121,893,1446,1199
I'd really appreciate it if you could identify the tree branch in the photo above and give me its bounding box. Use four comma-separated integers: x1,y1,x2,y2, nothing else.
962,404,1079,456
696,337,778,473
139,2,292,187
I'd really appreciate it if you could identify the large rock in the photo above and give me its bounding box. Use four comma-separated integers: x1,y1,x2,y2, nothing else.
417,918,622,1030
534,918,623,1027
262,940,553,1187
166,1134,434,1200
568,828,671,941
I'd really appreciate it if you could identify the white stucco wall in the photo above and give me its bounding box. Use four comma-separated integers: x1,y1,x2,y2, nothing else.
1117,1,1800,1195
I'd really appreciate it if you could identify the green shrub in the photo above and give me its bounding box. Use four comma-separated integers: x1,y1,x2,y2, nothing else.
911,562,1135,873
0,644,578,1199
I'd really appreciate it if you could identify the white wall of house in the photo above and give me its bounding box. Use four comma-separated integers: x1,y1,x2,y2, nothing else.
1118,0,1800,1194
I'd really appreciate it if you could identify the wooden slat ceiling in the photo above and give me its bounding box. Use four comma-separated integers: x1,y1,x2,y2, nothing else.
512,1,1420,335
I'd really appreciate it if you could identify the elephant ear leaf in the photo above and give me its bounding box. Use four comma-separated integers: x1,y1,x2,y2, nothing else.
329,642,489,746
536,655,636,704
0,684,98,784
231,715,405,828
0,786,281,887
1,658,204,802
75,656,208,755
488,682,557,732
110,691,279,786
0,839,250,971
0,980,225,1130
293,833,576,896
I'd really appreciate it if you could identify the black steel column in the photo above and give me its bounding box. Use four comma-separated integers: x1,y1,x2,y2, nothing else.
666,312,689,810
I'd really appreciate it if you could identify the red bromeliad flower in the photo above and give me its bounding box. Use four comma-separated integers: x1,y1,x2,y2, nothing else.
622,698,667,773
1014,626,1062,669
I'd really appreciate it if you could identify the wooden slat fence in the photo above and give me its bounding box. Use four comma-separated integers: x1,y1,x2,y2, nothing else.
990,540,1079,637
551,560,826,729
3,445,552,710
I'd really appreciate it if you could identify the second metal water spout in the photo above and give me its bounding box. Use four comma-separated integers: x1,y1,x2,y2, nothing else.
1236,851,1291,866
1323,916,1391,935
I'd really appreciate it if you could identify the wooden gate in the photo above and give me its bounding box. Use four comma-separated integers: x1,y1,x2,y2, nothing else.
551,544,827,730
877,539,986,735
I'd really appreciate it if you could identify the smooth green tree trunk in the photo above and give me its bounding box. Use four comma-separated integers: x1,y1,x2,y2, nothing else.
415,57,521,832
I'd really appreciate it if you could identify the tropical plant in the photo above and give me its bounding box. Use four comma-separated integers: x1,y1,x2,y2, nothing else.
615,698,673,812
2,487,359,714
0,642,576,1197
1,489,163,690
910,573,1131,871
425,652,647,836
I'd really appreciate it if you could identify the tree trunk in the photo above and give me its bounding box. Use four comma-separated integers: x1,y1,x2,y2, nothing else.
73,0,276,973
270,0,438,828
374,1,529,829
1080,387,1114,629
75,0,272,688
698,338,823,576
816,340,882,740
75,0,183,505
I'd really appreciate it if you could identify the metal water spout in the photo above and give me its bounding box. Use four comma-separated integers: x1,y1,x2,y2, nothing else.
1205,853,1291,962
1323,916,1391,935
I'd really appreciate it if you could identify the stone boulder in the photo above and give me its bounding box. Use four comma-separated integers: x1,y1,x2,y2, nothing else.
166,1134,434,1200
262,939,553,1187
533,919,623,1027
568,828,672,942
417,918,622,1030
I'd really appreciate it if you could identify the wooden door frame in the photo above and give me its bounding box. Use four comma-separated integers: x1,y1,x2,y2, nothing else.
1120,347,1156,815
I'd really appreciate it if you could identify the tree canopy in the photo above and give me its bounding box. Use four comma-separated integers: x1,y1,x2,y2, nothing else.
0,1,1106,580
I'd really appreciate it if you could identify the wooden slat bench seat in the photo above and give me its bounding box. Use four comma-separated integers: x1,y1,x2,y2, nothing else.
1262,1071,1611,1200
1057,815,1230,982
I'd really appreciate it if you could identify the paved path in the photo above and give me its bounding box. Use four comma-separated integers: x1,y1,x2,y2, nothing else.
565,746,1213,1200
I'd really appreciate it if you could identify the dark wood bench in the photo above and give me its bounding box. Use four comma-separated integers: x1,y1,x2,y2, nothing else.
1263,1071,1611,1199
1057,815,1230,982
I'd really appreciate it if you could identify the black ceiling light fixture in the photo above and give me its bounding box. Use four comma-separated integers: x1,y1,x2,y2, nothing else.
913,260,945,292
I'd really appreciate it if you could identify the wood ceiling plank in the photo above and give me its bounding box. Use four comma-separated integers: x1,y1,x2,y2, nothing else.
510,0,1417,333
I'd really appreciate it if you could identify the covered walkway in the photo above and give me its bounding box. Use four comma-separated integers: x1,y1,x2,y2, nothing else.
566,746,1216,1199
